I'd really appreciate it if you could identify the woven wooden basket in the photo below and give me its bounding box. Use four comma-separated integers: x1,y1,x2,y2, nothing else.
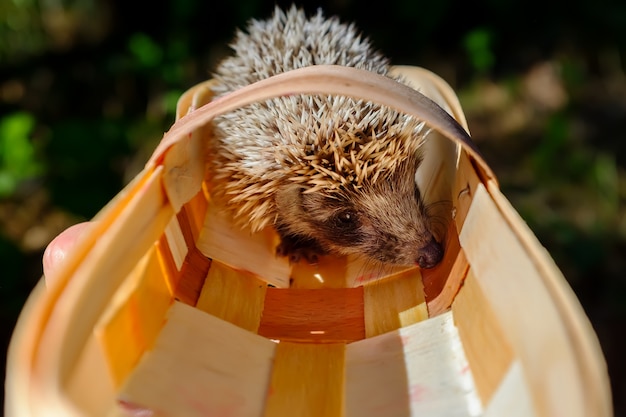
6,65,612,417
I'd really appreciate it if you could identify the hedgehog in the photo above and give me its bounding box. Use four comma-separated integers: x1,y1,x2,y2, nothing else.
208,6,444,269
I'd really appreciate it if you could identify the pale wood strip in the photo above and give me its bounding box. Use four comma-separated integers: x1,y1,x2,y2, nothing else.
346,312,482,417
451,268,515,405
196,260,267,333
264,342,345,417
389,66,469,130
342,258,402,287
363,268,427,338
483,361,538,417
258,287,364,343
65,331,116,416
118,301,276,417
175,80,216,119
164,216,187,271
160,80,214,212
196,201,290,288
485,180,612,417
452,152,482,233
344,257,413,287
459,183,599,417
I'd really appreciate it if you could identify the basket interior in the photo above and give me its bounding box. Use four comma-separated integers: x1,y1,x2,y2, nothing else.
59,139,505,417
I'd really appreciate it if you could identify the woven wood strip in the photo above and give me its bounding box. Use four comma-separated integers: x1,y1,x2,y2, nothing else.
426,247,469,317
264,343,345,417
452,268,515,405
118,301,276,417
363,268,427,338
175,246,211,306
196,260,267,332
421,221,462,305
259,287,365,343
95,247,172,387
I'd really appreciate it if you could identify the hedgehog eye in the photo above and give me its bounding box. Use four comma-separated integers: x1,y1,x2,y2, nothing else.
332,210,359,229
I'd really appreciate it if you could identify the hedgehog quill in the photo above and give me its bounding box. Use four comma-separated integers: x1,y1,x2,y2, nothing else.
208,7,444,269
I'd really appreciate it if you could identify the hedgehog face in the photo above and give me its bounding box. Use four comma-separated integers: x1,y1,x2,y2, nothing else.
274,159,444,269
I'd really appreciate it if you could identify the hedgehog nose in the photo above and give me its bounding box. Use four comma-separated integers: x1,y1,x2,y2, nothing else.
416,238,444,269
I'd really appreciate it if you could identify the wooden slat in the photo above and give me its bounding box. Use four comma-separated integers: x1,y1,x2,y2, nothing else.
425,247,469,316
32,166,174,416
163,216,187,271
289,255,349,288
390,66,470,131
197,201,290,288
452,151,482,233
485,180,612,417
451,268,515,405
482,361,538,417
161,79,214,212
174,246,211,306
156,233,180,295
182,187,209,243
346,311,482,417
363,268,427,338
258,287,365,343
118,301,276,417
459,183,591,417
169,193,212,306
94,247,172,387
264,343,345,417
344,258,411,287
6,167,166,416
421,221,464,305
64,331,115,416
196,260,267,332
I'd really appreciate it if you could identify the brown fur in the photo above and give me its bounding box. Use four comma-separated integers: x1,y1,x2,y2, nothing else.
274,154,443,267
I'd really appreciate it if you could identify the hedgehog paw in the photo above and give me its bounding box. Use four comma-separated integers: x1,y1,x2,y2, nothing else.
276,235,325,265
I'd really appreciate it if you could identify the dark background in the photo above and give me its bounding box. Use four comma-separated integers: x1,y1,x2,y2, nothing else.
1,0,625,414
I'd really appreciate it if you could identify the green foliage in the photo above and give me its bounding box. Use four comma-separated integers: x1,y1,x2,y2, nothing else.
0,112,42,197
463,28,495,74
128,33,164,69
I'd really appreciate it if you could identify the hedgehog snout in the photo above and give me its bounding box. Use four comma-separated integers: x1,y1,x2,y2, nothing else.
416,237,444,269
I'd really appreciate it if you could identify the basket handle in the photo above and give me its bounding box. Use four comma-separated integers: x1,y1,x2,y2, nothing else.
148,65,496,185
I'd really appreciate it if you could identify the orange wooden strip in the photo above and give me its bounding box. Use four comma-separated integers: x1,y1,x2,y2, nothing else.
176,205,196,248
264,343,345,417
156,234,179,295
452,269,515,405
196,261,266,332
259,287,364,343
174,246,211,306
421,220,461,304
426,248,469,317
95,248,172,387
290,255,348,289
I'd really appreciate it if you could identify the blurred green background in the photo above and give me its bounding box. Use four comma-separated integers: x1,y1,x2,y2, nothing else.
1,0,624,414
